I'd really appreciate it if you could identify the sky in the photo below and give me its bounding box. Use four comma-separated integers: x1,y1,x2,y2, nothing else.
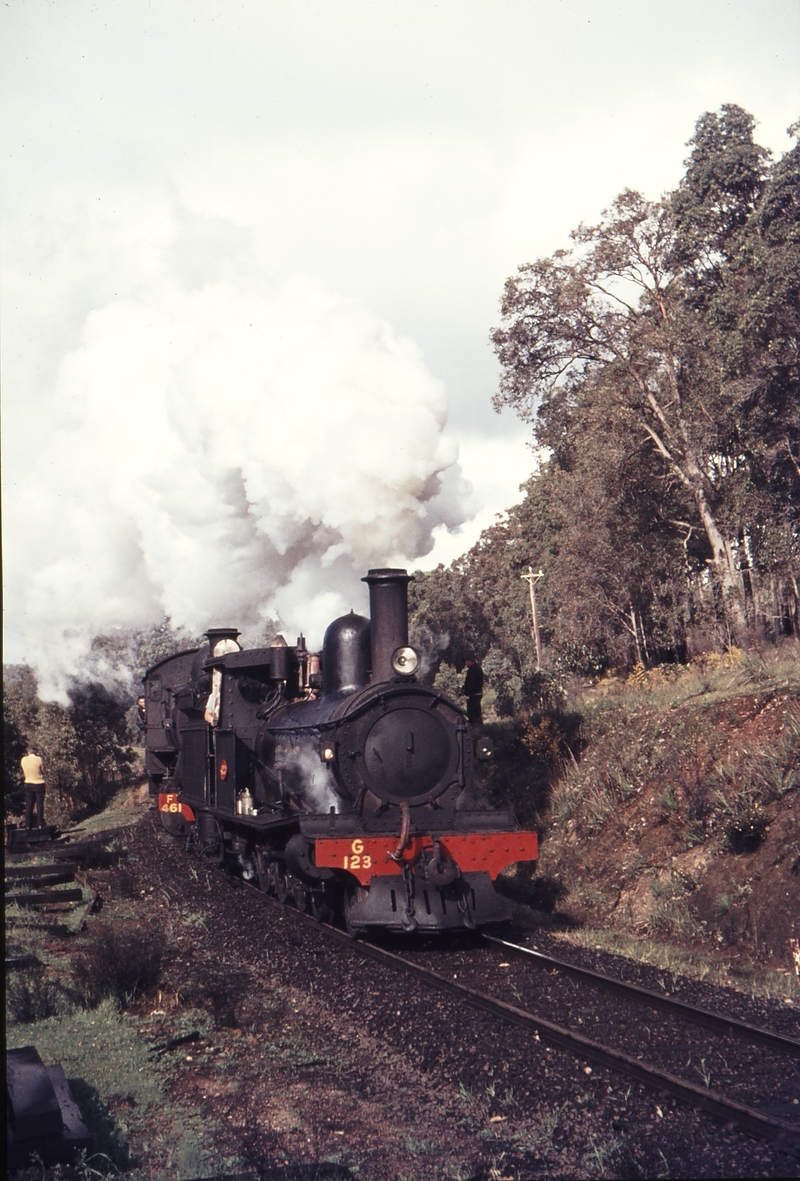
2,0,799,694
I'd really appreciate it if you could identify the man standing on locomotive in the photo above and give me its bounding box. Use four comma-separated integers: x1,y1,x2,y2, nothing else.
462,656,484,726
203,636,242,726
136,696,147,741
21,747,47,829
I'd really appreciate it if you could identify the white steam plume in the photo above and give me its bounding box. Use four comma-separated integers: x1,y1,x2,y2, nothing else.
4,237,471,698
277,742,341,814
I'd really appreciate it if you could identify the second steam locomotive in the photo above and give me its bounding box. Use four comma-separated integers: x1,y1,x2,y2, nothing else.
144,568,537,934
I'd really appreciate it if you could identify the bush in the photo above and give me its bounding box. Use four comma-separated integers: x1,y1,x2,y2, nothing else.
496,869,567,912
432,661,462,701
552,641,608,677
7,965,68,1023
67,681,137,811
724,803,769,853
519,670,567,711
519,713,567,763
73,926,165,1009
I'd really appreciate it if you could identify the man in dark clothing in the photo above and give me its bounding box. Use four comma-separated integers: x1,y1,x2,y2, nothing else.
462,657,484,726
136,696,147,741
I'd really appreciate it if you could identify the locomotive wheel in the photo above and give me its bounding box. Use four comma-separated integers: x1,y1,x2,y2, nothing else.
159,810,190,838
310,886,335,924
291,877,308,913
269,860,289,902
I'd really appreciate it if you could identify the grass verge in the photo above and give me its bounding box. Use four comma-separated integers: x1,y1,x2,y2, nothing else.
555,927,800,1004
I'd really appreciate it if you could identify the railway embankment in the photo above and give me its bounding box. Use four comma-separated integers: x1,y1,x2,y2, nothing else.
499,645,800,995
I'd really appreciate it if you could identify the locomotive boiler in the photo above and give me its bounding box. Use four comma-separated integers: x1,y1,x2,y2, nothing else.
144,568,538,934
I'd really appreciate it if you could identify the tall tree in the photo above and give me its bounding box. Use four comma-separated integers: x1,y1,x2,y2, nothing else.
491,107,799,645
672,103,770,292
66,681,136,808
493,189,747,627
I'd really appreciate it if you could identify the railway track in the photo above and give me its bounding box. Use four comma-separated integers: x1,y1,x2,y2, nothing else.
485,933,800,1058
243,880,800,1151
4,832,117,946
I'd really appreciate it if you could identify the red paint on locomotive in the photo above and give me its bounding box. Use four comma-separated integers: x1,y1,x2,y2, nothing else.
158,792,195,822
315,831,538,886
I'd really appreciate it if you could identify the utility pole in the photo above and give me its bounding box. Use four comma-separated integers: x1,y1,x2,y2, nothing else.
521,567,544,671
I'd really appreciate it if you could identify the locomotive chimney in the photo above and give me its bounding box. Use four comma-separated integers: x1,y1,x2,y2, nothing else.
205,627,241,647
204,627,241,661
362,568,413,683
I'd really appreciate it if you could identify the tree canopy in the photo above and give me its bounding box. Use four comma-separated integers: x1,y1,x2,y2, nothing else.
412,106,799,680
3,619,198,820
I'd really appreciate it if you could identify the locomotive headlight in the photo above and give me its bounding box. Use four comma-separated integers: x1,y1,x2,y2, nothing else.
320,743,335,763
391,646,420,676
475,736,494,761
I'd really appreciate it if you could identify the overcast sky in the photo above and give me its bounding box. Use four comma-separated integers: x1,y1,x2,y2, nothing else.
2,0,799,692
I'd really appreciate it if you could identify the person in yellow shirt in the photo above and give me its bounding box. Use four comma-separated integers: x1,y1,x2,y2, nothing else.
20,748,46,829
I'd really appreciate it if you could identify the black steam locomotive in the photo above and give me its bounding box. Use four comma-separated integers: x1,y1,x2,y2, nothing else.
144,569,537,934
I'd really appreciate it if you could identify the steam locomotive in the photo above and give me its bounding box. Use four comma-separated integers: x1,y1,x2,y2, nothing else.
144,568,537,934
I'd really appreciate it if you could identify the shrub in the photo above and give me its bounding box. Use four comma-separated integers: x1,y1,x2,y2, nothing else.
519,670,567,710
7,965,68,1023
519,714,565,762
73,926,165,1009
432,661,462,700
66,681,137,811
724,802,769,853
496,870,567,912
552,641,608,677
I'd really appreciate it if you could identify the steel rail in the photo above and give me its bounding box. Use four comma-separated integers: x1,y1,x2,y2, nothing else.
242,884,800,1148
484,934,800,1058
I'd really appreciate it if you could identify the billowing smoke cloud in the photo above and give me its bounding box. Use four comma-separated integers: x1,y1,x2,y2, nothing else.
5,224,471,698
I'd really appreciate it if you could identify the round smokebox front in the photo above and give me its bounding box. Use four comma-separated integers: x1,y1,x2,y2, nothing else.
339,694,462,804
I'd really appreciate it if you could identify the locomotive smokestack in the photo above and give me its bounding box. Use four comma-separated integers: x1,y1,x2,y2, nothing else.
205,627,241,647
362,568,413,683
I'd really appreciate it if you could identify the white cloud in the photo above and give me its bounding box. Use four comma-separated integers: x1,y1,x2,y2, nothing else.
3,233,470,694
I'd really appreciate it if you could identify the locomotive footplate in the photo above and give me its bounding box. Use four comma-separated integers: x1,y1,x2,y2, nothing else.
301,809,523,836
177,801,300,832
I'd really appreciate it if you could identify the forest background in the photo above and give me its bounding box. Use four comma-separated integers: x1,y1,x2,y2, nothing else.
4,104,799,827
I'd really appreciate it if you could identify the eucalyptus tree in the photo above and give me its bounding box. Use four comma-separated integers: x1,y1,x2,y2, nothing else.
707,125,800,631
492,106,798,644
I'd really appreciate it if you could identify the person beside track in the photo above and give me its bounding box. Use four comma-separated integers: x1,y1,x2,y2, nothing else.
21,747,47,829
